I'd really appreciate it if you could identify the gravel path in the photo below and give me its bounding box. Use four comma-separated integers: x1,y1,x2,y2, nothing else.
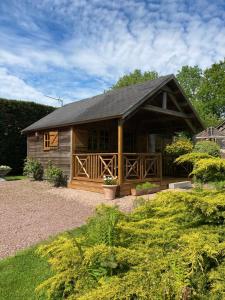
0,180,147,258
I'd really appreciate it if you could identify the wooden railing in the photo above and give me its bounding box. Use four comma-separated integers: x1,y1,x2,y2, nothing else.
124,153,161,180
73,152,161,181
73,153,117,180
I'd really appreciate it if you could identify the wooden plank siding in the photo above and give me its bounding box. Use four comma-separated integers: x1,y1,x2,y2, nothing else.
27,128,71,178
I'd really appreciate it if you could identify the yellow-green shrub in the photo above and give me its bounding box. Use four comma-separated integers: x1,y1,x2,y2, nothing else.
191,158,225,183
175,152,213,165
36,191,225,299
165,137,193,157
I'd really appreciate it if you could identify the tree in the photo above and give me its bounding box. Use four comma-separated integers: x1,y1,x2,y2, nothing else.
198,59,225,117
176,64,222,127
176,65,203,102
111,69,159,89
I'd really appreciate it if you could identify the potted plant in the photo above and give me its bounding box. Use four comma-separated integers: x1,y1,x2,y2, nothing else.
131,182,161,196
0,165,12,177
102,175,118,200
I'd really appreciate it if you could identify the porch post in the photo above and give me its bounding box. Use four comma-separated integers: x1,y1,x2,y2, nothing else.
70,126,75,181
118,119,124,185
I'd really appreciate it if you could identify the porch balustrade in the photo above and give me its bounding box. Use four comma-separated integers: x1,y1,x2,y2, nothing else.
73,152,162,182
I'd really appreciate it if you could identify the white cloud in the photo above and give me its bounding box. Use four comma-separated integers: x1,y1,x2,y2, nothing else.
0,0,224,104
0,68,56,105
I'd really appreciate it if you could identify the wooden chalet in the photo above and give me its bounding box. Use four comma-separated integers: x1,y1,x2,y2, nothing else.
22,75,204,196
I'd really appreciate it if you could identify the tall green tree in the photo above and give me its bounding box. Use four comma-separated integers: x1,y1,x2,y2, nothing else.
198,59,225,117
176,64,223,127
176,65,203,101
111,69,158,89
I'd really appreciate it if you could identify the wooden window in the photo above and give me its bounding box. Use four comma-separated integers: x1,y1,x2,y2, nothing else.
88,129,109,152
44,132,50,150
99,129,109,151
43,131,59,150
88,130,98,151
124,132,136,152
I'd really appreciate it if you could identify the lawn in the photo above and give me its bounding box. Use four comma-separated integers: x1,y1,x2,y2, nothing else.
0,227,85,300
4,175,26,181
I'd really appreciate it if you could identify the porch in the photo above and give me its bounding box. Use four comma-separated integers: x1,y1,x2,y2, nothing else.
68,84,199,195
70,152,162,195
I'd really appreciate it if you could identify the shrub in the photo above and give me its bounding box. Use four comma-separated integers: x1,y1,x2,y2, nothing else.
136,182,158,190
36,190,225,299
175,152,213,166
23,158,43,180
191,158,225,183
165,137,193,157
45,161,67,187
194,140,221,157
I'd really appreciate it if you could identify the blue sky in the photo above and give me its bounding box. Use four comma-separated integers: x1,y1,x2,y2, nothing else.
0,0,224,106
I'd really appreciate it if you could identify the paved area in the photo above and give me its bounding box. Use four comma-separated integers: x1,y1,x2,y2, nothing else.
0,180,149,258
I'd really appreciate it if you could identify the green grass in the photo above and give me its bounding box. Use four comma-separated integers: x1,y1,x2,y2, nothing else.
0,226,85,300
4,175,26,181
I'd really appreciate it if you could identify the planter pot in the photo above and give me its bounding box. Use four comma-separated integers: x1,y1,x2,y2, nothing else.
102,185,118,200
0,168,11,177
131,186,161,196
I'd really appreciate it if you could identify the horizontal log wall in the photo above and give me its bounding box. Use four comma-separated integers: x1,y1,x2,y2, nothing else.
27,128,71,178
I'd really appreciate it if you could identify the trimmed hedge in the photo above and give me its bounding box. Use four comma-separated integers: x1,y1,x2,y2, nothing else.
0,98,54,174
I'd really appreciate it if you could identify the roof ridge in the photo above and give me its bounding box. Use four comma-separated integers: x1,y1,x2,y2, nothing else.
64,74,173,107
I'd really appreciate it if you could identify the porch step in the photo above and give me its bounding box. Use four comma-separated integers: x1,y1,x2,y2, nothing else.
68,180,104,193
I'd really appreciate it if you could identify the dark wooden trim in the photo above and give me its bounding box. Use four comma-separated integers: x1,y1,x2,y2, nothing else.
162,92,167,109
165,87,197,133
172,77,205,130
122,76,174,120
143,104,193,119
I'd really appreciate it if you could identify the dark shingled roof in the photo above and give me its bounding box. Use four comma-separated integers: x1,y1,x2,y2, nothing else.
22,74,202,133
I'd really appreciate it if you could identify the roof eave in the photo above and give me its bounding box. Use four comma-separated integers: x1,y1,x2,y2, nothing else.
22,115,122,134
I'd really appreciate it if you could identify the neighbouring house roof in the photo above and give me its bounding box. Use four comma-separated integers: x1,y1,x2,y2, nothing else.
22,74,204,133
216,120,225,132
196,127,225,139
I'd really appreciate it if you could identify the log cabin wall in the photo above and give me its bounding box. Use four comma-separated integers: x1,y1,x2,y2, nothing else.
27,127,71,178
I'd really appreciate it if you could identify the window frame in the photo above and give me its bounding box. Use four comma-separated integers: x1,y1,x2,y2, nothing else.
43,131,59,151
88,129,110,152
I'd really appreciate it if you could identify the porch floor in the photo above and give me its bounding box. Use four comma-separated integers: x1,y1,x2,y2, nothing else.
69,176,189,196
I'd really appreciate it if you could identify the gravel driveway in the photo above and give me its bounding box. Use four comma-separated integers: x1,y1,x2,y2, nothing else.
0,180,137,258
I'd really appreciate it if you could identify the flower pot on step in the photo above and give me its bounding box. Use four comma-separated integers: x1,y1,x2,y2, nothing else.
102,185,118,200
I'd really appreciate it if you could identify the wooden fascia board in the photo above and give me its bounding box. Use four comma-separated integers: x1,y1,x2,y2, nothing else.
172,77,205,130
21,115,121,134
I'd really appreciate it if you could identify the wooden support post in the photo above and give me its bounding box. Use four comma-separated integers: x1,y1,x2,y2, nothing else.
70,127,75,181
118,119,124,186
162,92,167,109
